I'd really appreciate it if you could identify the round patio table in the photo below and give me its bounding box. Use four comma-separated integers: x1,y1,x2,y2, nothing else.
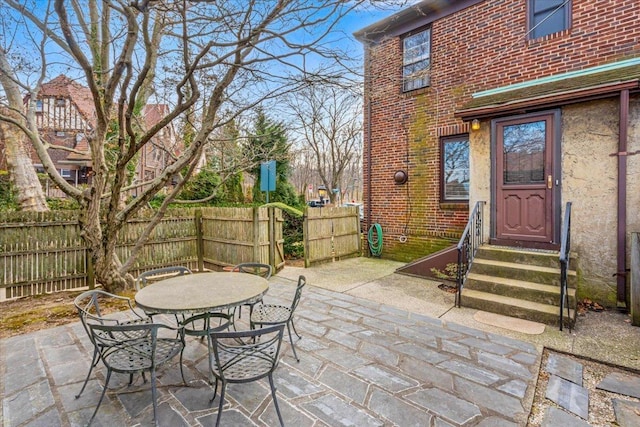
134,271,269,315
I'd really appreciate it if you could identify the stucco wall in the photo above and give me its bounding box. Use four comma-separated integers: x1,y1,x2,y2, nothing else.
561,98,640,305
469,97,640,306
562,100,620,304
469,121,491,239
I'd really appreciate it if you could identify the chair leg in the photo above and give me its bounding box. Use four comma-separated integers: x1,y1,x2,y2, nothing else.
269,374,285,427
286,322,300,362
209,378,219,403
290,318,302,339
151,369,159,426
76,348,99,398
215,382,227,427
88,368,112,425
206,334,215,385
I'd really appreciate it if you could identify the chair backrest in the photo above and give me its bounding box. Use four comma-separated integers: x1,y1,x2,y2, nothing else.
232,263,272,279
290,275,306,313
208,323,285,382
136,266,192,290
74,290,146,344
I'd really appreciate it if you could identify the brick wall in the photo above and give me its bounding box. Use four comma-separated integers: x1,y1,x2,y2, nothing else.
363,0,640,260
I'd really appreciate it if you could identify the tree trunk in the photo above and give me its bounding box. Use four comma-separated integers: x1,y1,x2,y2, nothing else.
0,120,49,211
0,48,49,212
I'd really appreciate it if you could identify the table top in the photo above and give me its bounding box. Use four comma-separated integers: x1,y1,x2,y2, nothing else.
134,272,269,314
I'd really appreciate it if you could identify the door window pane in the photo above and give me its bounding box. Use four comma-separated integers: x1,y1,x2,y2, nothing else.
503,121,545,184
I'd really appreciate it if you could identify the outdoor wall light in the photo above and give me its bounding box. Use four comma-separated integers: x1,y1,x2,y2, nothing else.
471,119,481,131
394,170,408,185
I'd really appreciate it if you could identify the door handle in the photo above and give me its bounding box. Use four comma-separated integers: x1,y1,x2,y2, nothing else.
547,175,553,189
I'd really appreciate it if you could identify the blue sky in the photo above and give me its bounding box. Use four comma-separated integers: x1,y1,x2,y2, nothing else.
331,3,408,62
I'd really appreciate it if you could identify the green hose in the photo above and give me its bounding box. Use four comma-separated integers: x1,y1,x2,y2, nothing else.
367,223,383,257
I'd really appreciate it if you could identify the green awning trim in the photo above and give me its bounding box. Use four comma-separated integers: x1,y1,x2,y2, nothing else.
474,58,640,99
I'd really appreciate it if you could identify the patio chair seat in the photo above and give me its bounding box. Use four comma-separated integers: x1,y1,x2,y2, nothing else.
250,305,291,324
103,335,183,373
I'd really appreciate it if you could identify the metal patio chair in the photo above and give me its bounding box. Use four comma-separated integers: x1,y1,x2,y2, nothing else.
74,290,184,425
207,324,286,427
229,262,273,320
250,275,305,362
89,321,183,426
136,266,193,293
74,290,151,400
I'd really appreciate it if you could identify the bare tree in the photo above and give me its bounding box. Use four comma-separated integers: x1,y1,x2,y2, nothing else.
287,83,362,204
0,48,49,211
0,0,364,292
289,145,315,199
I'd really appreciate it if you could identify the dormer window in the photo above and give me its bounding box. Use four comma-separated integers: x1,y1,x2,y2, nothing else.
402,28,431,92
528,0,571,39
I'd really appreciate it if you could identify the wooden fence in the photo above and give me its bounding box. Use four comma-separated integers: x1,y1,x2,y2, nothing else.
199,207,284,271
0,207,280,301
304,206,362,267
0,206,359,300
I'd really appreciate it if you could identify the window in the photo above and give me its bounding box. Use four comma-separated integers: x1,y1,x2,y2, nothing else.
441,135,470,201
35,100,43,113
60,169,72,179
528,0,571,39
402,28,431,92
56,98,65,107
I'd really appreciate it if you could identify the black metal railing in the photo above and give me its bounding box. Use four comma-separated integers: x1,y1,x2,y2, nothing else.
559,201,572,331
456,201,486,308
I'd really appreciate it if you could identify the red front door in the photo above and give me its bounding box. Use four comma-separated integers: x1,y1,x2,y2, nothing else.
494,113,557,247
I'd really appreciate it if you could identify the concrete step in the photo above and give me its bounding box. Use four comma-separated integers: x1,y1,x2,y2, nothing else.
471,258,577,287
462,289,575,327
466,273,576,307
476,245,576,269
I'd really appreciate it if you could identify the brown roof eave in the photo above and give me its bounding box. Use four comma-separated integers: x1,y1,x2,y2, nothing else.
353,0,484,45
455,80,640,121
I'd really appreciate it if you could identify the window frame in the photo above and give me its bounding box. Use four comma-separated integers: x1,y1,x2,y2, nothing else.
527,0,571,40
440,134,470,203
401,27,431,92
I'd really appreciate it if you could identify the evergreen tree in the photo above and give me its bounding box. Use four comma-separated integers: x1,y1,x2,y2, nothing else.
247,110,298,206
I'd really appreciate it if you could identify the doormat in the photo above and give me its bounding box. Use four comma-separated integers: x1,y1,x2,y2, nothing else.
473,310,546,335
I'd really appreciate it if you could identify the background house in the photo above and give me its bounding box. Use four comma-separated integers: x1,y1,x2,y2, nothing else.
31,75,94,193
356,0,640,310
8,75,180,197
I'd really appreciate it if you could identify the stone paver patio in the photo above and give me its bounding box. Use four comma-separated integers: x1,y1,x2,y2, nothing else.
1,273,541,426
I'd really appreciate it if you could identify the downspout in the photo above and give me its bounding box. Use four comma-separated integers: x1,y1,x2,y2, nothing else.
367,100,372,231
617,89,629,308
365,47,373,234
